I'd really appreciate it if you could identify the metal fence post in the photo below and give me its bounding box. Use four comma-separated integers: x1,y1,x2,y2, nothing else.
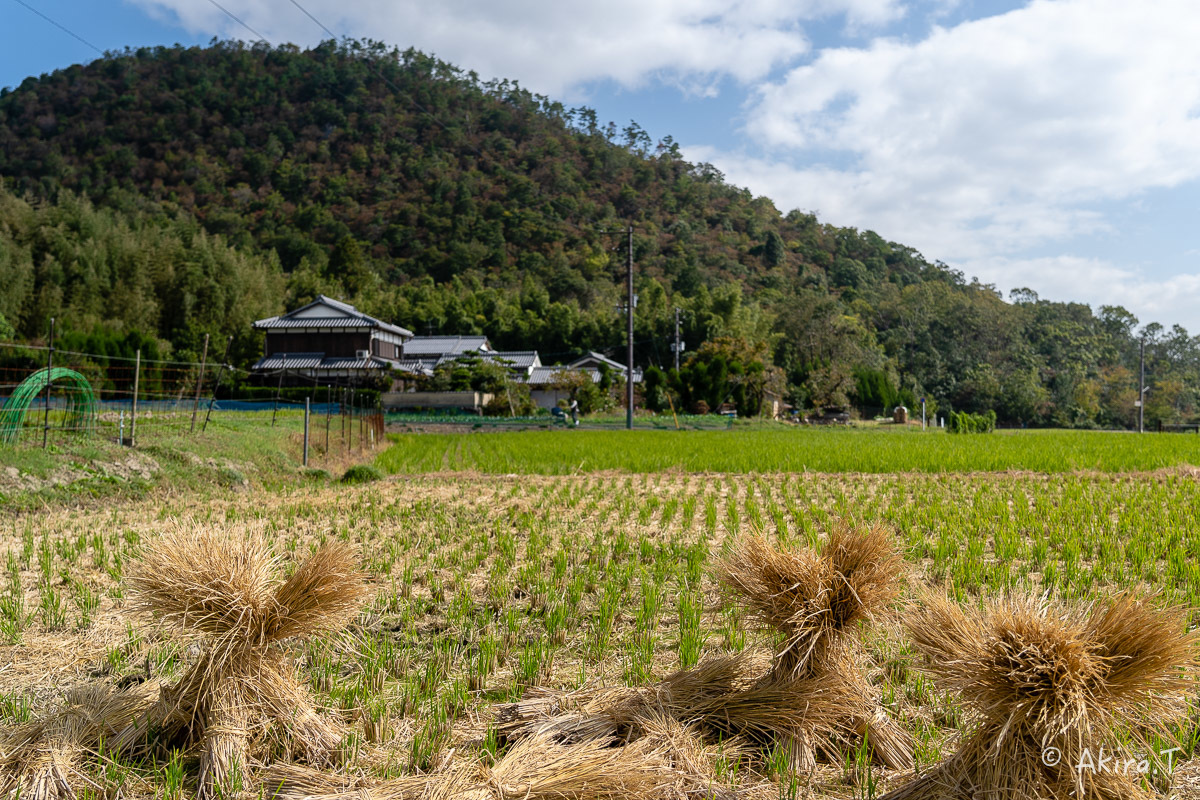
190,333,209,434
42,317,54,448
202,336,233,434
130,348,140,446
303,396,310,467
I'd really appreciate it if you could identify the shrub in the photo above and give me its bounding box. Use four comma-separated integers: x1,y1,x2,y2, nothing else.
216,467,248,488
948,410,997,434
340,465,383,484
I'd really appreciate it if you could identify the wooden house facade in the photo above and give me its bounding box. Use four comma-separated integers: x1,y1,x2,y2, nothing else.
250,295,415,386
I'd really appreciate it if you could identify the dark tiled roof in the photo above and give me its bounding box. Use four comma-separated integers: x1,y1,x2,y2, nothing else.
252,353,398,371
253,317,376,329
253,295,413,337
251,352,325,370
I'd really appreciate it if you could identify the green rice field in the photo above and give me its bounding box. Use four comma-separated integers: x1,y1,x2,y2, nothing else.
379,426,1200,474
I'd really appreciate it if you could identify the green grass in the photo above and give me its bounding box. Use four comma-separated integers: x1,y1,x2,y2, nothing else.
0,410,353,510
377,427,1200,475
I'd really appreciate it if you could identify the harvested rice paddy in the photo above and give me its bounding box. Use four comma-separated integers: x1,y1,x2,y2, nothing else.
5,429,1200,798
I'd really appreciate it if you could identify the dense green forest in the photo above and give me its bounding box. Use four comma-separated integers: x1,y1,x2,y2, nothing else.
0,39,1195,427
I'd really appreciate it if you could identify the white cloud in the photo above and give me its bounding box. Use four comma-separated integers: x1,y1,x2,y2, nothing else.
126,0,904,98
682,146,1110,260
965,255,1200,332
685,145,1200,330
720,0,1200,268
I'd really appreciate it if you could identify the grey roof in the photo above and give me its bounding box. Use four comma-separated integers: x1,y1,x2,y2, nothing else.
403,335,492,357
476,351,541,370
569,351,627,371
565,352,643,382
524,366,603,386
431,351,541,378
253,295,413,338
252,353,401,372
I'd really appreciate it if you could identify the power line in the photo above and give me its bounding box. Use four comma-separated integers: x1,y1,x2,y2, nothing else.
0,340,246,370
204,0,269,42
9,0,104,55
286,0,337,40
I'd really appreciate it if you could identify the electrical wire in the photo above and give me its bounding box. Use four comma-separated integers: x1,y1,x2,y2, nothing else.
9,0,104,55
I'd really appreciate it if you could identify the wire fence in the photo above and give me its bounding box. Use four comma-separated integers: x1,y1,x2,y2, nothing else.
0,342,384,454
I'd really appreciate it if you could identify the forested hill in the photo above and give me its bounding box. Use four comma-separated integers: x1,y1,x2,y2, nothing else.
0,40,1192,427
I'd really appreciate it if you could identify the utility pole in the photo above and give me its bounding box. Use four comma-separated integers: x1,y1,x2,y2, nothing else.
626,225,634,430
1139,338,1145,434
601,224,637,429
673,307,683,372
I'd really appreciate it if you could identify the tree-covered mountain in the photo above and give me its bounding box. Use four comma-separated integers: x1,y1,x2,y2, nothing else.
0,39,1194,427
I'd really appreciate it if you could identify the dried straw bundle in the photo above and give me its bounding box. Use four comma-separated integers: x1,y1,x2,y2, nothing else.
498,525,911,772
0,681,159,800
260,733,680,800
713,523,902,680
497,655,753,744
114,529,370,799
715,525,911,770
633,712,746,800
497,652,873,773
881,591,1200,800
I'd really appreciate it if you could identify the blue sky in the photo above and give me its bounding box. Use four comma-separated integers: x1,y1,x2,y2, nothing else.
6,0,1200,333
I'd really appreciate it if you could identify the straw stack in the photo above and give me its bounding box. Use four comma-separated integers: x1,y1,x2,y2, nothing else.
0,681,159,800
714,523,912,770
260,732,681,800
880,591,1200,800
498,523,911,772
112,528,371,799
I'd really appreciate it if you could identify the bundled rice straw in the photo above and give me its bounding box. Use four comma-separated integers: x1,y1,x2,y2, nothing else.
634,712,754,799
0,681,159,800
112,528,371,799
499,651,857,764
499,523,912,772
714,523,901,681
880,591,1200,800
715,523,911,770
260,733,680,800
